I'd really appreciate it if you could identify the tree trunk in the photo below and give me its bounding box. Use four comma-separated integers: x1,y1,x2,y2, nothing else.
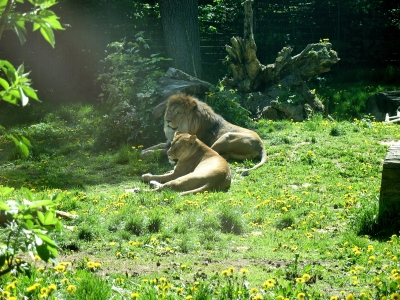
159,0,202,79
222,0,340,121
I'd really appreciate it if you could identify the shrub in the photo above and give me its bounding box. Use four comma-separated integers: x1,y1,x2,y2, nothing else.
0,188,62,276
96,33,170,149
203,89,252,127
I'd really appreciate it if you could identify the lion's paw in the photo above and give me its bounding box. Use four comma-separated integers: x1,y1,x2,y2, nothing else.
149,180,163,189
125,188,141,193
142,173,153,182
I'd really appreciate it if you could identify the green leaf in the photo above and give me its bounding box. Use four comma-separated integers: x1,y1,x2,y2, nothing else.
42,211,58,225
10,134,29,157
37,233,58,248
39,23,55,47
28,200,54,209
35,234,43,246
36,243,50,262
20,135,32,147
21,86,39,101
39,10,64,30
0,78,10,90
0,187,14,196
24,219,34,229
13,24,27,45
47,245,58,258
19,87,29,106
21,187,33,200
0,201,10,211
16,63,25,76
37,210,45,225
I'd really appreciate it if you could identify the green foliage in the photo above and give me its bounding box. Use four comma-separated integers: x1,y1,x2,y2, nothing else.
0,187,62,277
96,33,170,149
0,61,39,107
0,0,64,157
203,89,252,127
0,0,63,47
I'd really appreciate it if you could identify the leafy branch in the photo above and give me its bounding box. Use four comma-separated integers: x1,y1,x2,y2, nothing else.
0,187,62,277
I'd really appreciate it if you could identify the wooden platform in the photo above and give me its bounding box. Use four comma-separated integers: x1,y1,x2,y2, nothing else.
379,142,400,218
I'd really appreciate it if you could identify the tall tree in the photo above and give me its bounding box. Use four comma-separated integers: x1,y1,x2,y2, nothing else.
159,0,202,78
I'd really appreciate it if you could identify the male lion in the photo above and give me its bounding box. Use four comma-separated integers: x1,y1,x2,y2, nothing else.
141,93,267,173
142,132,231,196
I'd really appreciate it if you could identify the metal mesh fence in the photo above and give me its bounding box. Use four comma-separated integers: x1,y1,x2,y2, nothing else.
0,1,398,100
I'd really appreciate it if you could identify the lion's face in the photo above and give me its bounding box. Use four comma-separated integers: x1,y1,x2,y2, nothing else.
167,133,196,164
164,104,186,131
164,96,198,141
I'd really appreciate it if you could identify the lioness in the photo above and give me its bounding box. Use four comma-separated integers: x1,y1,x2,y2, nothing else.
142,132,231,196
141,93,267,173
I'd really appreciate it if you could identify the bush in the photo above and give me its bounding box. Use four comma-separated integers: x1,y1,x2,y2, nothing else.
203,89,252,127
96,33,170,149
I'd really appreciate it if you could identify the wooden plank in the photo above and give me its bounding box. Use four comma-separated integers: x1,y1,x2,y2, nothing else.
379,142,400,218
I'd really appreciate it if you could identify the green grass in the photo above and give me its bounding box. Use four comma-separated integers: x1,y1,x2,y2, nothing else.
1,100,400,299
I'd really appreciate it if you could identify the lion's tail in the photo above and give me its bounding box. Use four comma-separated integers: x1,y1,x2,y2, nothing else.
241,144,267,176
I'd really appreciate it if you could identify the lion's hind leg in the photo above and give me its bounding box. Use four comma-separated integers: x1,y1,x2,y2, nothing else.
211,133,261,160
179,185,209,196
149,178,209,195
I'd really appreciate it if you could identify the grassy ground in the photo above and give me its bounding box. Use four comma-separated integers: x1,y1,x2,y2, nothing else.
1,99,400,299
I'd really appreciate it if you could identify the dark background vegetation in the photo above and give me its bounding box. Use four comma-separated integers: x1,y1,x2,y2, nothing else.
0,0,399,103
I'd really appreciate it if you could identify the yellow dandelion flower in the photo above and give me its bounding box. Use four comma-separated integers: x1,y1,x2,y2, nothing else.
26,283,41,292
346,294,355,300
66,285,77,294
253,294,264,300
131,292,140,299
2,291,10,298
302,273,311,282
297,293,306,299
54,264,66,273
6,281,17,290
221,270,229,276
330,297,339,300
250,287,259,294
186,296,193,300
48,283,57,292
391,293,400,300
240,268,249,274
296,277,305,283
262,282,274,290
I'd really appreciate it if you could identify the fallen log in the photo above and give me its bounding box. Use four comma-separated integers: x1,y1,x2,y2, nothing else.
222,0,339,121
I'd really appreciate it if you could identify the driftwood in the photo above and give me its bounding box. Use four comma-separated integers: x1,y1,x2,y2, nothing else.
222,0,340,121
151,68,216,119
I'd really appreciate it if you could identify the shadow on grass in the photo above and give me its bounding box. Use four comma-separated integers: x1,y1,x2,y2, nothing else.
353,203,400,240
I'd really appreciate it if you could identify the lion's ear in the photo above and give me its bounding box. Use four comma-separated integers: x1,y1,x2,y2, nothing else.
189,135,197,143
187,96,197,110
